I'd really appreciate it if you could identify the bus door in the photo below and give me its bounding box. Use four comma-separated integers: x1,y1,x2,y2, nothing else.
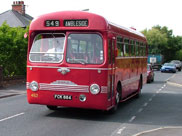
108,38,116,106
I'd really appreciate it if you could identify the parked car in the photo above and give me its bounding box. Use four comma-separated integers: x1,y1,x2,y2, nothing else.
161,63,177,73
170,60,182,71
147,64,154,83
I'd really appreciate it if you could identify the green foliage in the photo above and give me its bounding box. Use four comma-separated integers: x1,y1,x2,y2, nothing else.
176,50,182,60
0,22,28,77
142,25,182,62
142,27,168,54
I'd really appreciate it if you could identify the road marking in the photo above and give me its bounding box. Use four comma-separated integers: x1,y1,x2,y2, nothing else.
117,127,126,134
165,74,176,82
0,113,24,122
138,108,143,113
143,103,148,107
167,81,182,88
110,125,126,136
132,126,182,136
129,116,136,123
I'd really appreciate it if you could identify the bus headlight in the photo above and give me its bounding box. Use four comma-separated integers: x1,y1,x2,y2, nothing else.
90,84,100,95
30,81,39,91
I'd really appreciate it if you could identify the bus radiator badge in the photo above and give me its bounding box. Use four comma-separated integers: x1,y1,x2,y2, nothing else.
57,68,70,75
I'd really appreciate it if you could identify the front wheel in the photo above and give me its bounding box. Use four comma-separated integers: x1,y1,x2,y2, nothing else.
108,92,120,114
136,79,142,98
46,105,58,110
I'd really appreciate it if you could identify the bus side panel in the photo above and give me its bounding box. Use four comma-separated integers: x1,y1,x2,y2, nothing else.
115,57,147,99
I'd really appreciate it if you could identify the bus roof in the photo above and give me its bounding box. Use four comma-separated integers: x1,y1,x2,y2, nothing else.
30,11,145,38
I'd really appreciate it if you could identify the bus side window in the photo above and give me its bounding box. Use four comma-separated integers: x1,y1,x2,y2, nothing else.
112,40,115,63
143,44,147,56
108,39,115,64
108,40,112,64
116,37,124,57
140,42,144,56
130,40,135,56
124,38,130,57
135,41,138,56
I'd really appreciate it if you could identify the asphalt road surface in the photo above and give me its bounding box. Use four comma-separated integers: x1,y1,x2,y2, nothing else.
0,71,182,136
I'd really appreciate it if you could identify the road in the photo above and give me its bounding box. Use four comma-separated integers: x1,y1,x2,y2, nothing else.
0,71,182,136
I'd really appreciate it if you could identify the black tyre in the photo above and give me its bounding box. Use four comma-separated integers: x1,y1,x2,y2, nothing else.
136,78,142,98
108,92,120,114
46,105,58,110
151,76,154,82
108,83,122,114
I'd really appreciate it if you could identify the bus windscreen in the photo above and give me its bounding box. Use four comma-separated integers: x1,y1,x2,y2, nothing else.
29,33,65,63
66,33,103,64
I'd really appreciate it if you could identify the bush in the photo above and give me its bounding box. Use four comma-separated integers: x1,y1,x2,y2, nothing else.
0,22,28,77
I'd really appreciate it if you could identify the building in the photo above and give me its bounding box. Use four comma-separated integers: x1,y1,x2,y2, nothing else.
0,1,33,28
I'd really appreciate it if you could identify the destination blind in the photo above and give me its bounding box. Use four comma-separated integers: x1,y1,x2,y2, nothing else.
64,19,88,27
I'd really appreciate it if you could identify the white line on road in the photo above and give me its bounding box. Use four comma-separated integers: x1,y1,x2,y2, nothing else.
165,74,176,82
0,112,24,122
117,127,126,134
167,81,182,88
110,125,126,136
138,108,143,113
143,103,148,107
149,98,153,102
132,126,182,136
129,116,136,123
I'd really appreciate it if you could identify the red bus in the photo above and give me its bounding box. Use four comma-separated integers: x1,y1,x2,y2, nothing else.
27,11,147,112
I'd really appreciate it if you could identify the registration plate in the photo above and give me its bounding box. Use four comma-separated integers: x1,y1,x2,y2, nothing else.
54,94,72,100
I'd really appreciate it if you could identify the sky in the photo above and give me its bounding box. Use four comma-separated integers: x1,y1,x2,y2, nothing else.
0,0,182,36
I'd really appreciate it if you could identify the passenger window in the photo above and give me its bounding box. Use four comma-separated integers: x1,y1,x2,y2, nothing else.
135,41,139,56
116,37,124,57
124,39,130,57
130,40,135,56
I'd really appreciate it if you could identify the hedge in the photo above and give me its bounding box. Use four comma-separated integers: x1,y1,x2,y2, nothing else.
0,22,28,77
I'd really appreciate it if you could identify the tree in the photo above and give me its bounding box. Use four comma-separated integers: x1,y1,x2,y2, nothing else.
142,25,182,62
142,27,168,54
174,36,182,60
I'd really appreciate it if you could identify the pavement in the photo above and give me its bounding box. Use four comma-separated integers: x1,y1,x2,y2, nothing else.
166,72,182,87
0,82,26,99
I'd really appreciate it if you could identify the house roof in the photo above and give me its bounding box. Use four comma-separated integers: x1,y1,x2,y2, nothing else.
0,10,33,27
